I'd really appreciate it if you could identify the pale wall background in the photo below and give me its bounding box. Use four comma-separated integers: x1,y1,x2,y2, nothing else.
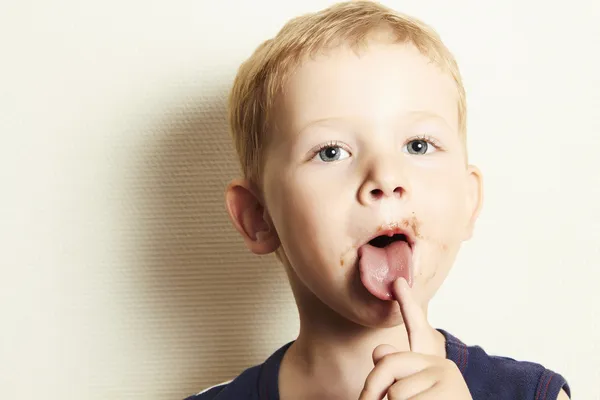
1,0,599,399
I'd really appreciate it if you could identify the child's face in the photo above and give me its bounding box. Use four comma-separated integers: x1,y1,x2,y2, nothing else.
260,41,482,326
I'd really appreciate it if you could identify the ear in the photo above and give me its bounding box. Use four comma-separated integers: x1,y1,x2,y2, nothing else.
463,165,484,241
224,179,280,255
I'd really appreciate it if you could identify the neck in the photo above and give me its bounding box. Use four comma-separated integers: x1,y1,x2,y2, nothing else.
294,301,413,365
278,279,446,400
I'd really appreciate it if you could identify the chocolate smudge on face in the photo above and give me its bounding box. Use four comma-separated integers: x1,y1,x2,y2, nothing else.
339,241,358,268
429,268,438,282
339,221,429,268
401,216,422,239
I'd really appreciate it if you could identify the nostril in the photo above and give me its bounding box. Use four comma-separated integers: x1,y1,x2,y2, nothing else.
370,188,384,199
370,187,403,199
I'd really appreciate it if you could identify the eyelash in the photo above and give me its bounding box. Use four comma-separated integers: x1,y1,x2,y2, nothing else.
311,140,351,157
408,134,444,151
310,135,443,158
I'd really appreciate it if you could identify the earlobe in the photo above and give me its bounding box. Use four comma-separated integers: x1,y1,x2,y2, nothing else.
224,179,280,255
463,165,484,241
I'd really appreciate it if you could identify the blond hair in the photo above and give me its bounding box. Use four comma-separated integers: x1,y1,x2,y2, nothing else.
229,1,466,185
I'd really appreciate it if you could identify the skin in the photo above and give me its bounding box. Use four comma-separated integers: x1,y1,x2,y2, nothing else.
358,278,471,399
225,39,568,399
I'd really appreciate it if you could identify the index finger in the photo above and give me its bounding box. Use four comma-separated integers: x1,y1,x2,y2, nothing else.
393,278,436,355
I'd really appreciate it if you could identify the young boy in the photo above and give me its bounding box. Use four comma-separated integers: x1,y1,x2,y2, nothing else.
188,1,570,399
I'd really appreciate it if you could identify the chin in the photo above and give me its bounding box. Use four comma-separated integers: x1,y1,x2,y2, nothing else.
358,311,404,329
342,295,405,329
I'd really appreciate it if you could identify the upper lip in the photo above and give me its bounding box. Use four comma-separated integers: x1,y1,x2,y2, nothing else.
359,222,415,249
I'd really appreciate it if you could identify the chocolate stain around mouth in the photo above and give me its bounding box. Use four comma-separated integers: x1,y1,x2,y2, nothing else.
339,219,424,267
401,216,422,240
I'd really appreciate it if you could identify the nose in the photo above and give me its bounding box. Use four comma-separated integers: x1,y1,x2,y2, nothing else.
358,156,409,205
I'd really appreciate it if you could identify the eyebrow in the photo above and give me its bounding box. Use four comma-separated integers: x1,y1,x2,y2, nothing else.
296,117,353,135
404,110,454,130
297,110,451,135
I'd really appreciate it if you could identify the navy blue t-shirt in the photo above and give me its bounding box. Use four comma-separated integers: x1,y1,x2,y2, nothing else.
186,329,570,400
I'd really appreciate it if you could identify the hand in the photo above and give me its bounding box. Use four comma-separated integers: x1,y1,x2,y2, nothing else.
358,278,472,400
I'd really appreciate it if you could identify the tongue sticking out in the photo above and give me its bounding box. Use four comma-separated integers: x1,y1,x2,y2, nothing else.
358,239,412,301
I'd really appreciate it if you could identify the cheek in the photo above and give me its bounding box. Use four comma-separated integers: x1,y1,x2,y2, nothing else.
411,171,468,285
414,171,468,235
267,174,345,260
417,198,466,290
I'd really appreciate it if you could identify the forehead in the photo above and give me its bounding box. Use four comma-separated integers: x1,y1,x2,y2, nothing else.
276,41,459,134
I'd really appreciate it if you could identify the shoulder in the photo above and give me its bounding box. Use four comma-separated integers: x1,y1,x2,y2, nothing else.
440,330,571,400
183,365,261,400
184,381,229,400
468,346,569,399
183,340,293,400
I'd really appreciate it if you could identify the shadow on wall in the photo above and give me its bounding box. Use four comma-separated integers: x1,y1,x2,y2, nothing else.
131,82,292,398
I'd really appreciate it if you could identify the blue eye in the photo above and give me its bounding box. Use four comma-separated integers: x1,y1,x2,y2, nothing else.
316,145,350,162
404,138,438,155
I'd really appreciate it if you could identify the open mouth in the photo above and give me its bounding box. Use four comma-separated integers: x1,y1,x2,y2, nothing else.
368,233,410,249
358,227,414,300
